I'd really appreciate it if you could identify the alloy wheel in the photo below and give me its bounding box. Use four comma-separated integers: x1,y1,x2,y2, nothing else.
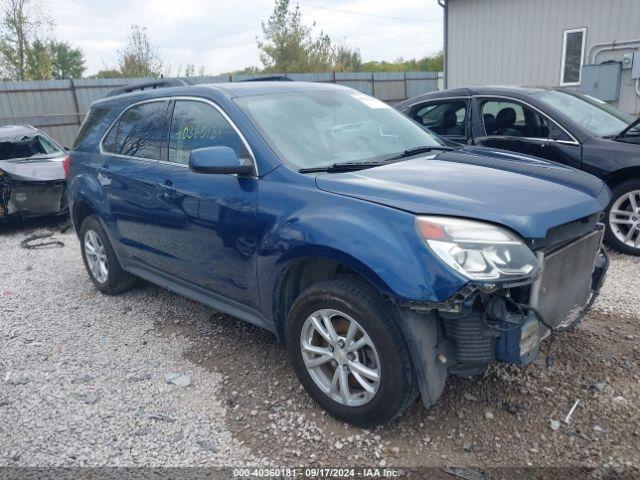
84,229,109,283
300,308,381,407
609,189,640,250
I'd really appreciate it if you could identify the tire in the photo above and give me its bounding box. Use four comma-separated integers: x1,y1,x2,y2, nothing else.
79,215,137,294
285,275,416,427
605,179,640,256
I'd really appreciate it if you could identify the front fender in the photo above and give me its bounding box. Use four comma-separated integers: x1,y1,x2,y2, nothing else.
255,168,467,324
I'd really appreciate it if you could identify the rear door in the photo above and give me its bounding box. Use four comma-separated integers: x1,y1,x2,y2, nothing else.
471,97,582,169
405,98,470,144
99,99,169,266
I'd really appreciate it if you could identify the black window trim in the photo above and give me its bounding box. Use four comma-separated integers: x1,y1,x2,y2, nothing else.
162,96,258,176
400,95,471,114
99,97,171,163
473,95,580,145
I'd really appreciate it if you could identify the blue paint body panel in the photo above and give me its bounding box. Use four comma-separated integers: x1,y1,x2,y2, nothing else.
67,82,609,352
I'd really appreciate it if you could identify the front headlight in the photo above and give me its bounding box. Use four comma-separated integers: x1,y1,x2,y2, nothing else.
416,216,539,281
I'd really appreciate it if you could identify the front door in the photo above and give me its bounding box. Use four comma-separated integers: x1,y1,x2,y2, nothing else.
471,97,582,169
153,99,259,307
99,100,169,266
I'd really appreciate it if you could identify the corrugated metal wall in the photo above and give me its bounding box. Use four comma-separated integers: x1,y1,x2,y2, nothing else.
447,0,640,114
0,71,442,146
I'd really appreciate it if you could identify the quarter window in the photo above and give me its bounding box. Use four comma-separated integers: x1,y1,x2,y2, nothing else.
102,101,167,159
561,28,586,86
168,100,249,165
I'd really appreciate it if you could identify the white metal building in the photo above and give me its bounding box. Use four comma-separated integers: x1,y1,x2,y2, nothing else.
440,0,640,114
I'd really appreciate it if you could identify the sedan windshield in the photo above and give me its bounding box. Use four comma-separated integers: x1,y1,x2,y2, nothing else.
532,90,635,137
0,134,64,161
236,90,445,170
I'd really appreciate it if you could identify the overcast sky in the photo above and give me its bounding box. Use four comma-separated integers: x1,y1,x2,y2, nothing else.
48,0,443,76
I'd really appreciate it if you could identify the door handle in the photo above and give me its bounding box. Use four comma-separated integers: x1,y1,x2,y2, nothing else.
161,180,177,193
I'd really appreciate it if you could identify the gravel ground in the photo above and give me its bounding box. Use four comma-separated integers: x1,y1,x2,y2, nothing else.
1,218,639,474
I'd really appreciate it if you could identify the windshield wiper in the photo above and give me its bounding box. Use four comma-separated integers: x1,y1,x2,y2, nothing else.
614,117,640,139
382,145,453,163
299,161,385,173
298,146,454,174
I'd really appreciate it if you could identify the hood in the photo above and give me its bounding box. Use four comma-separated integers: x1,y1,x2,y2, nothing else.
0,156,66,182
316,148,609,239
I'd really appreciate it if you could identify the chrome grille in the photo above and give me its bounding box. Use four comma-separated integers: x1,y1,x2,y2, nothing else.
529,229,603,329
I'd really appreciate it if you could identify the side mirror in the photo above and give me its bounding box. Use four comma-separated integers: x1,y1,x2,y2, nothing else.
189,146,254,176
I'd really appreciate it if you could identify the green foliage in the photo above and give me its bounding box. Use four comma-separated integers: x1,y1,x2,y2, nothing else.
334,45,362,72
50,41,85,79
118,25,163,78
258,0,333,73
255,1,441,75
0,0,85,80
25,38,50,79
91,69,123,79
359,52,443,72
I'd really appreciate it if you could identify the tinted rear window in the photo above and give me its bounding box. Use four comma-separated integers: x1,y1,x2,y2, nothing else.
102,101,168,159
73,106,111,149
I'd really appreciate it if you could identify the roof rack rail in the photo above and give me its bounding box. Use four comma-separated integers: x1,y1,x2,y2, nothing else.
240,75,293,82
106,78,191,97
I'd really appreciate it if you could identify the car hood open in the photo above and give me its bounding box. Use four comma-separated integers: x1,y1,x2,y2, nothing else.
315,147,610,239
0,156,66,182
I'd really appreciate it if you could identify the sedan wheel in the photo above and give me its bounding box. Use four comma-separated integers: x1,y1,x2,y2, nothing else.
608,188,640,254
300,308,381,407
84,229,109,283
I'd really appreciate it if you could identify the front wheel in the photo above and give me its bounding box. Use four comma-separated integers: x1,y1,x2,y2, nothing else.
605,179,640,256
286,276,416,427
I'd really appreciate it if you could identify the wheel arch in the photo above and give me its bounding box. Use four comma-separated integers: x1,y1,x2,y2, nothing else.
271,249,394,341
604,167,640,190
71,200,96,235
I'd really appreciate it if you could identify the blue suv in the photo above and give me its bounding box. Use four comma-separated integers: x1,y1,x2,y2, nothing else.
67,81,609,426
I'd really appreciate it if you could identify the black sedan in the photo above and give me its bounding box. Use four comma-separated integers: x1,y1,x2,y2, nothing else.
0,125,68,220
396,87,640,255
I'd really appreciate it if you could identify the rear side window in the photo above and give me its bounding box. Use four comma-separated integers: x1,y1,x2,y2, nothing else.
73,106,110,149
167,100,249,165
102,101,168,159
411,99,467,137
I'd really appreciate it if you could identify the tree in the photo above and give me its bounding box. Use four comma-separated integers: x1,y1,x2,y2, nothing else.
359,52,443,73
334,45,361,72
0,0,52,80
118,25,163,77
50,41,85,79
258,0,334,73
25,38,50,79
92,68,123,79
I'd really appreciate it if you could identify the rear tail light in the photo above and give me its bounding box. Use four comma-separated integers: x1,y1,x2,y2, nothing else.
62,154,71,178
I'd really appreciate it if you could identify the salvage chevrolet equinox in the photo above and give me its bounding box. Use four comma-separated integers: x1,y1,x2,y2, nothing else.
67,81,609,426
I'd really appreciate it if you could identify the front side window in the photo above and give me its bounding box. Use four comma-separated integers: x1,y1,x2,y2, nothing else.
168,100,249,165
480,99,557,139
412,100,467,137
102,101,167,159
561,28,586,86
236,91,445,170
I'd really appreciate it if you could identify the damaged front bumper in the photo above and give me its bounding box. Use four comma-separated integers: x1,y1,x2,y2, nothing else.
0,170,67,219
397,227,608,408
